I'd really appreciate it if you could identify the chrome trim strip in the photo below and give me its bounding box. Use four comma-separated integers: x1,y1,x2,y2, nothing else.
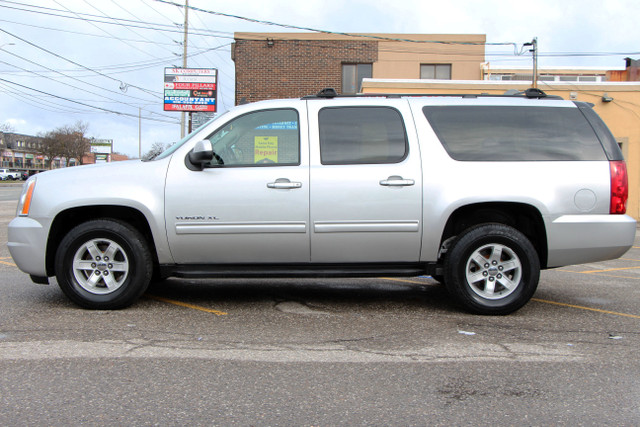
176,222,307,235
314,220,420,233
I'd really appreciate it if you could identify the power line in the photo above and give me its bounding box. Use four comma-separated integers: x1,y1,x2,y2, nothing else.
54,0,162,60
0,56,179,122
0,27,162,98
0,0,234,38
153,0,514,47
0,77,179,124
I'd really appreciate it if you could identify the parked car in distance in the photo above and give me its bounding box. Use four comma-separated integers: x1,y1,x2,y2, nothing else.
0,169,21,180
7,88,637,314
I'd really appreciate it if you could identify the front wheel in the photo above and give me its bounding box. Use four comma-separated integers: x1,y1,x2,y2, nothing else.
444,223,540,315
55,219,153,309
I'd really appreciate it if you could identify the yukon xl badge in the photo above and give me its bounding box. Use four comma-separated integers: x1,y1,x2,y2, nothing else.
175,215,220,221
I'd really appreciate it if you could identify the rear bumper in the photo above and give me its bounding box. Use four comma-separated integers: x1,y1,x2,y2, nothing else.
546,214,636,268
7,216,48,277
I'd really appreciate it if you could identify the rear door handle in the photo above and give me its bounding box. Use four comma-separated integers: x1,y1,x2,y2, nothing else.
379,175,415,186
267,178,302,189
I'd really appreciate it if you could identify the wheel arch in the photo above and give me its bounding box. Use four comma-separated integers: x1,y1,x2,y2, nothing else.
46,205,158,277
440,202,548,268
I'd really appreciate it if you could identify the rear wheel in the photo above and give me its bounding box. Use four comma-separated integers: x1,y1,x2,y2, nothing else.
444,223,540,315
55,219,153,309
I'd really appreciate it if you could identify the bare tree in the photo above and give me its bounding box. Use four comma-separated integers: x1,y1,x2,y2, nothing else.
64,121,91,165
143,142,171,160
39,130,65,169
39,121,91,167
0,122,15,133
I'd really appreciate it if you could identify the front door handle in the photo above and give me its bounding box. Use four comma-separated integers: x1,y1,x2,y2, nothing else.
267,178,302,189
379,175,415,186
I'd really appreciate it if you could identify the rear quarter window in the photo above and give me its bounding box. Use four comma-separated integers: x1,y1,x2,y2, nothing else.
422,106,607,161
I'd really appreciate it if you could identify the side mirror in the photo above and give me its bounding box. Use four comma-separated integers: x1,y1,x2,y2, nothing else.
186,140,214,171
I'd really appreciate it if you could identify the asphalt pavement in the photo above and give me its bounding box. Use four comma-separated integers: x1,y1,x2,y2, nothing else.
1,188,639,425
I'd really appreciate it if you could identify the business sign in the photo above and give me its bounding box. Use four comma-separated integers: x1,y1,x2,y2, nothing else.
164,68,217,112
90,139,113,154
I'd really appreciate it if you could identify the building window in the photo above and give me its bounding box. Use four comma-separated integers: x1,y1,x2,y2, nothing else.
420,64,452,80
342,63,372,94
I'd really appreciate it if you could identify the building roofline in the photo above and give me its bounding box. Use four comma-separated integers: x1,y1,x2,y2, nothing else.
361,78,640,92
234,32,486,43
483,65,625,73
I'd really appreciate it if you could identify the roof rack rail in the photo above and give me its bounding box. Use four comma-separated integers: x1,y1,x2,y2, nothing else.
302,88,563,100
315,88,338,98
524,88,549,98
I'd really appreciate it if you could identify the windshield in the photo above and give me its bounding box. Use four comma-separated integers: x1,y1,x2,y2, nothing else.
151,111,229,161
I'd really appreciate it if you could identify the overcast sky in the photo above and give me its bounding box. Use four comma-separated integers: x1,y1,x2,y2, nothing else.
1,0,638,158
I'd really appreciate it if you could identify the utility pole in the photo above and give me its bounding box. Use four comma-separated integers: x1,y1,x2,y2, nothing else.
138,107,142,158
180,0,189,138
524,38,538,88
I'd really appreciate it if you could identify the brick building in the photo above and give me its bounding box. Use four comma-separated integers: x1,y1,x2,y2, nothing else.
232,32,486,104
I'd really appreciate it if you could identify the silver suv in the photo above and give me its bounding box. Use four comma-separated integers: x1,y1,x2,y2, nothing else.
8,90,636,314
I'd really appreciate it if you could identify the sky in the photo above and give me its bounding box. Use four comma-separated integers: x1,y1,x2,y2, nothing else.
0,0,639,158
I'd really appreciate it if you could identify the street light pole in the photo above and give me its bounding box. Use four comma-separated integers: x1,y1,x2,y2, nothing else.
524,38,538,88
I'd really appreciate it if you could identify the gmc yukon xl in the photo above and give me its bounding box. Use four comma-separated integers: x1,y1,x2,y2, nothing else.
8,89,636,314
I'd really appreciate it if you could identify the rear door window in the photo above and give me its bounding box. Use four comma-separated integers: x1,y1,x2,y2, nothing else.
319,107,408,164
422,106,607,161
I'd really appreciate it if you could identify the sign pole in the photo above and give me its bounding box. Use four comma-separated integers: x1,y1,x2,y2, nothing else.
180,0,189,138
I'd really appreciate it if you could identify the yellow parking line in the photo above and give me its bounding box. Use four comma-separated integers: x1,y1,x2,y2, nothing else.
378,277,639,319
146,294,228,316
579,266,640,274
532,298,640,319
379,277,436,286
0,260,16,267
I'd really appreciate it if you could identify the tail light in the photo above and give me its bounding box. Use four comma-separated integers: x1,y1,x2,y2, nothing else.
610,161,628,214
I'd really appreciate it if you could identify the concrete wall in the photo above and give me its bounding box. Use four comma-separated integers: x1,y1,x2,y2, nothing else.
362,79,640,220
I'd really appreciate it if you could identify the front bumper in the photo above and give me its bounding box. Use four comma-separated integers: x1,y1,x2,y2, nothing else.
7,216,48,277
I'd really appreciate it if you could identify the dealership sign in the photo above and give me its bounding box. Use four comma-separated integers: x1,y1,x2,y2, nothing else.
164,68,217,112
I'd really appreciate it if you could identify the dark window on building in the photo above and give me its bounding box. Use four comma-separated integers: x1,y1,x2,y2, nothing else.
420,64,452,80
342,64,372,94
204,109,300,167
319,107,408,165
422,106,607,161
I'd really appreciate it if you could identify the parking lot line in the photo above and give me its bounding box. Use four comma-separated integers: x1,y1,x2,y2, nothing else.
379,277,639,319
580,265,640,274
379,277,437,286
0,257,16,267
532,298,640,319
146,294,228,316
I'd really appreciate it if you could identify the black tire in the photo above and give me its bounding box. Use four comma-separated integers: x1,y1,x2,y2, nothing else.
444,223,540,315
55,219,153,309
